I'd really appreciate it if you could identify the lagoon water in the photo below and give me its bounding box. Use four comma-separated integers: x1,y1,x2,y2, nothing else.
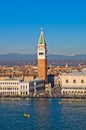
0,98,86,130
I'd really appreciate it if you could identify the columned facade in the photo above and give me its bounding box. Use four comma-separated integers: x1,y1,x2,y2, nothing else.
61,71,86,97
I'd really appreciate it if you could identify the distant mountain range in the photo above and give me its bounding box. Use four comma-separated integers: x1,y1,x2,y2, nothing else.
0,53,86,61
0,53,36,61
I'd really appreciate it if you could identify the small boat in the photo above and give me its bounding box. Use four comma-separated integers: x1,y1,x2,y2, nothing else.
23,113,30,118
57,101,62,105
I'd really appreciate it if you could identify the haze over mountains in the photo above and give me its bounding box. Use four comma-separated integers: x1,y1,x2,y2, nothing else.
0,53,86,61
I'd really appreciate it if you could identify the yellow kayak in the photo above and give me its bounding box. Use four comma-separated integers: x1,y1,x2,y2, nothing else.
23,113,30,118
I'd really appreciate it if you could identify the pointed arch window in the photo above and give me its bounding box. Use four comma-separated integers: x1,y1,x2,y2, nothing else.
73,79,76,83
66,79,69,83
81,79,84,83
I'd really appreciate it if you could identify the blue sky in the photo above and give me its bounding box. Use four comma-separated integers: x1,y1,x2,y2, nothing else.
0,0,86,55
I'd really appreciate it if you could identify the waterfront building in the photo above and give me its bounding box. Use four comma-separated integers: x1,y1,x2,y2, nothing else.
0,79,19,96
0,78,45,96
19,81,29,96
0,78,29,96
61,68,86,97
37,28,47,83
29,79,45,96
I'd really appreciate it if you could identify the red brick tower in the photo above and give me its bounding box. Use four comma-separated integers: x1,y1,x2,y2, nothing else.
38,28,47,83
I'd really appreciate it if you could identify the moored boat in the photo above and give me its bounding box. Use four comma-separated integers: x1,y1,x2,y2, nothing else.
23,113,30,118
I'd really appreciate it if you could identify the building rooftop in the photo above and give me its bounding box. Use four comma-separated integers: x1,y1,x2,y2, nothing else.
62,68,86,76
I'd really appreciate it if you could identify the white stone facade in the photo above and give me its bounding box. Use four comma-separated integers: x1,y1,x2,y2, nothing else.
0,78,45,96
0,79,29,96
61,70,86,97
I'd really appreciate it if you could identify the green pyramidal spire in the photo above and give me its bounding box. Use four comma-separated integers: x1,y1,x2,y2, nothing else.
38,28,46,45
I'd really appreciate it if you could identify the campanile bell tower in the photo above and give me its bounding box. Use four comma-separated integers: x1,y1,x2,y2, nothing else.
37,28,47,83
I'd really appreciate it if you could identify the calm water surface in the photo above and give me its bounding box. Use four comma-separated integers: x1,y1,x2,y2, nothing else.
0,98,86,130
